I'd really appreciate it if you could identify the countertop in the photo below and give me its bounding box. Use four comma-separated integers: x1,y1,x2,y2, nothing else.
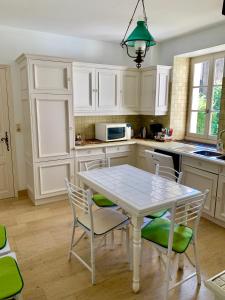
75,138,225,166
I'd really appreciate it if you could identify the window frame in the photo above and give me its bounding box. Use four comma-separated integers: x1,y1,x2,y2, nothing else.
186,52,225,143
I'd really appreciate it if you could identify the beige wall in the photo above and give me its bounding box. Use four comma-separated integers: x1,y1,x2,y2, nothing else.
74,115,169,139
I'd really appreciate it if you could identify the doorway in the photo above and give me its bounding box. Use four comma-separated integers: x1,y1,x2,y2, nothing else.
0,67,14,199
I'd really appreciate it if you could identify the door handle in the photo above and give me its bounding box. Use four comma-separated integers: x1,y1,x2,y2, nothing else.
1,131,10,151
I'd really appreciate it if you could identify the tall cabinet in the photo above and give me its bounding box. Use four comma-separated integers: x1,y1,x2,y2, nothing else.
16,54,74,205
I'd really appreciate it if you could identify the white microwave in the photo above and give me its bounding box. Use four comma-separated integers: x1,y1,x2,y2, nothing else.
95,123,129,142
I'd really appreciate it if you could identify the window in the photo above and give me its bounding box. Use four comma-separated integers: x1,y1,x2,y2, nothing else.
187,52,225,142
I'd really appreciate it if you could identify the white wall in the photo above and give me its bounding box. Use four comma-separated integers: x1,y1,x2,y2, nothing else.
158,22,225,65
0,25,159,191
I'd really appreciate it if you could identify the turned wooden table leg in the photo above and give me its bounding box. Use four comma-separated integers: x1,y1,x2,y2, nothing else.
131,216,143,293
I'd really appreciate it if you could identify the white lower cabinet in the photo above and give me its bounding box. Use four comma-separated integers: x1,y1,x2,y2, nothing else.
182,164,218,217
105,145,135,167
34,159,74,200
136,145,154,172
215,175,225,222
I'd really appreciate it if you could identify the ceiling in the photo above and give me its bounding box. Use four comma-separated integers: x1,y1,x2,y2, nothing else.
0,0,224,43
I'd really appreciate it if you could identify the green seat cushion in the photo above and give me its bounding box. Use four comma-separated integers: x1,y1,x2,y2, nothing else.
141,218,193,253
0,256,23,299
92,194,116,207
146,209,168,219
0,225,6,250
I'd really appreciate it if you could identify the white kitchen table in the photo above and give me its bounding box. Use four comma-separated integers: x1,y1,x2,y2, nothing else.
78,164,201,293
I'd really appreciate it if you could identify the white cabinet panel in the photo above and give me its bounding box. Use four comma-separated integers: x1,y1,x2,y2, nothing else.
30,60,72,94
140,66,171,115
215,175,225,222
73,66,96,113
121,70,140,113
32,94,73,161
96,69,120,111
182,165,218,217
35,159,74,199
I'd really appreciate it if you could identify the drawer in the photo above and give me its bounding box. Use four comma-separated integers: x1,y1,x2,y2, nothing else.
182,155,219,174
105,145,133,154
75,147,105,157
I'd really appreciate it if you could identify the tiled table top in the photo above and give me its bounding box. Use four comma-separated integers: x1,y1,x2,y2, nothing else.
79,164,201,216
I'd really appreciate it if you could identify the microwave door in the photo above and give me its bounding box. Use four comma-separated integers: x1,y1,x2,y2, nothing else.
107,127,126,140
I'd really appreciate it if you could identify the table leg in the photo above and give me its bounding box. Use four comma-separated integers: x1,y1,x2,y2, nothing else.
131,216,143,293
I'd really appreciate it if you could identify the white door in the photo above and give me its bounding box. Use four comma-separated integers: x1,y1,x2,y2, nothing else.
121,70,139,113
29,60,72,94
96,69,120,112
182,165,218,217
0,68,14,199
215,175,225,222
140,70,156,115
155,68,170,115
73,66,96,114
31,94,74,162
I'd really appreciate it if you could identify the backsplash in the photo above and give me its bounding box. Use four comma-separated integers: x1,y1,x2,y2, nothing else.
74,115,169,139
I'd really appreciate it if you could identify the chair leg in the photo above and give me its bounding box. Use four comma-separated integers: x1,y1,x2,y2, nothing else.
164,254,172,300
90,236,96,285
178,254,184,270
68,222,76,261
193,240,201,285
120,228,124,244
125,226,130,264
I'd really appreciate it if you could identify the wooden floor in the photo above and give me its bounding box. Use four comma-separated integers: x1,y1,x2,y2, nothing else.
1,195,224,300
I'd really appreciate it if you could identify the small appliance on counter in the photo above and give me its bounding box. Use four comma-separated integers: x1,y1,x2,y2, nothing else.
149,123,163,139
95,123,132,142
154,128,173,142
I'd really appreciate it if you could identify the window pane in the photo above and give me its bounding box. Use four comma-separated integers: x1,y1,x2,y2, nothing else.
213,58,224,85
212,86,222,110
210,112,220,136
192,87,207,110
193,61,209,86
190,111,206,134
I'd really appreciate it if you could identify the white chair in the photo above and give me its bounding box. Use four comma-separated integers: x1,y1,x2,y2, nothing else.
141,190,209,300
0,252,24,299
65,178,130,284
145,150,183,218
0,225,10,256
84,158,117,208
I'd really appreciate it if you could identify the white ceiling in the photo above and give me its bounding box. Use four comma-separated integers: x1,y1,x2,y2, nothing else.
0,0,224,43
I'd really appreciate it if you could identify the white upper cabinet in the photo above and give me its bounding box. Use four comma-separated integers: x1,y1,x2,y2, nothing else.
121,70,140,114
96,68,120,112
140,66,171,115
73,66,96,113
29,59,72,94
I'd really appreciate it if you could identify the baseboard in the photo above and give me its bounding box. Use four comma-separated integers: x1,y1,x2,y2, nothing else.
34,194,68,205
18,189,28,199
202,213,225,229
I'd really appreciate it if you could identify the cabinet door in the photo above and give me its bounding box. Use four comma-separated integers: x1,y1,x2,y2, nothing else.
73,66,96,114
215,175,225,222
35,159,74,199
182,165,218,217
31,94,74,161
140,70,156,115
96,69,120,112
29,60,72,94
136,145,155,172
155,68,170,115
121,70,140,113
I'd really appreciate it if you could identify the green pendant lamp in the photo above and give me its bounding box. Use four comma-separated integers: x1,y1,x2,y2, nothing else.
121,0,156,68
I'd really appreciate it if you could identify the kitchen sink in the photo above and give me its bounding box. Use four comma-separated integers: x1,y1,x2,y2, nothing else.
193,150,223,157
216,155,225,160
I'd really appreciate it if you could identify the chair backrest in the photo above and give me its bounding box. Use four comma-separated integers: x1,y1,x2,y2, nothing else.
145,150,182,183
84,158,110,171
65,178,94,233
167,190,209,253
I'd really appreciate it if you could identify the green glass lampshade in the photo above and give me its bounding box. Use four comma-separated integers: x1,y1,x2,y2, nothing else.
124,20,156,48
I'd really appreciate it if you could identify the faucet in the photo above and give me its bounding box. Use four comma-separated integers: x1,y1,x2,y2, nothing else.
217,129,225,152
